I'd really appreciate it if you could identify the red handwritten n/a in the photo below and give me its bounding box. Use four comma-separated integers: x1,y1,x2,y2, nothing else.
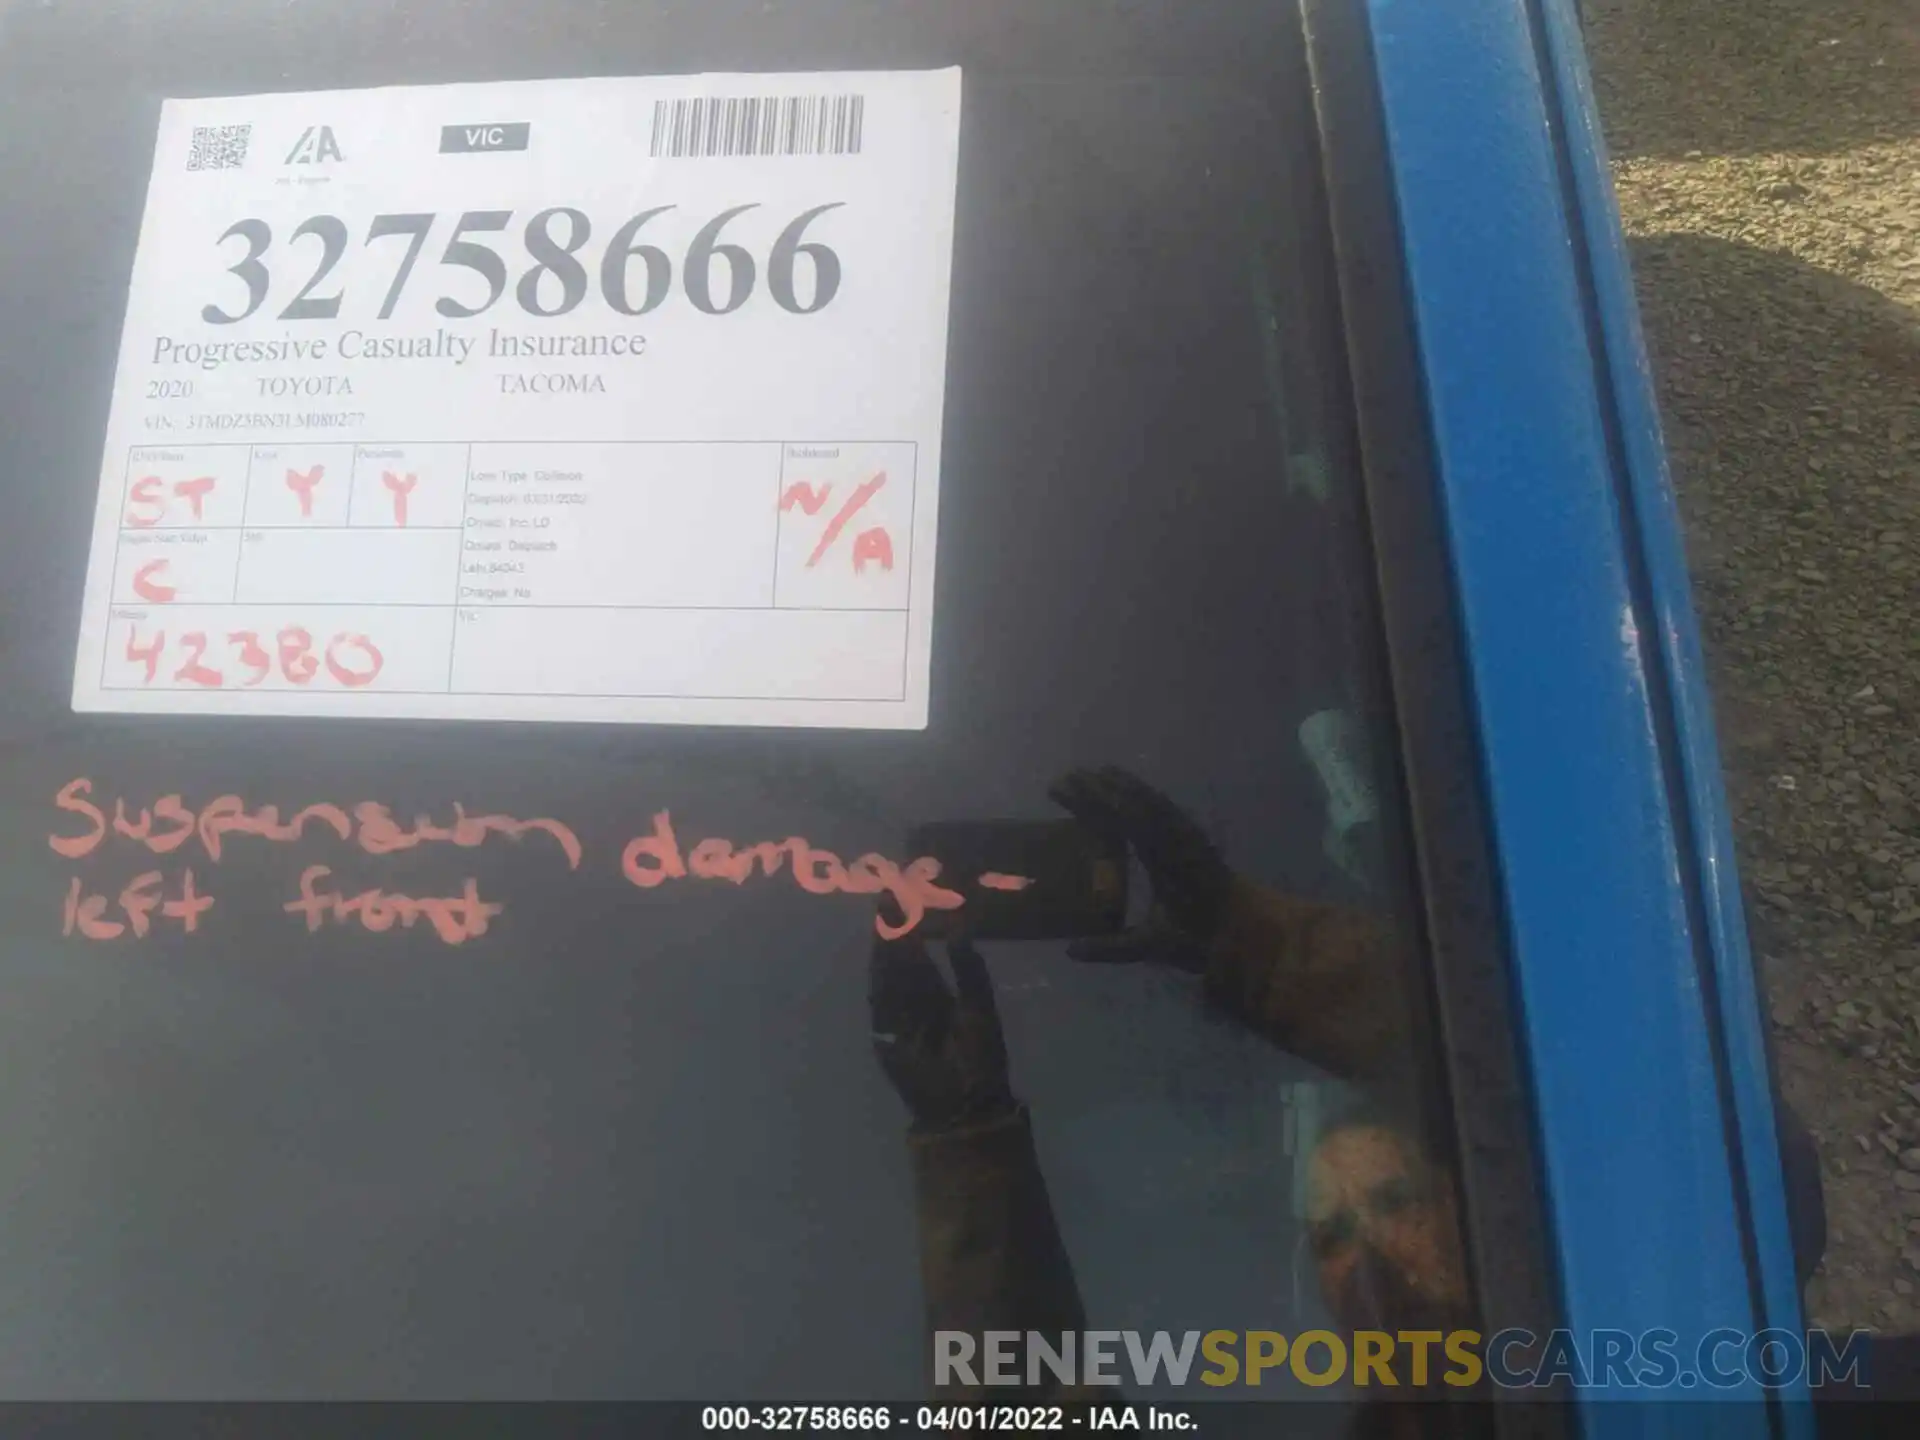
851,530,893,574
779,481,833,516
807,472,886,568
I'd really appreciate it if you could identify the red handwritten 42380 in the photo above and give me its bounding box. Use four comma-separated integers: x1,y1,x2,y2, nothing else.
124,624,383,688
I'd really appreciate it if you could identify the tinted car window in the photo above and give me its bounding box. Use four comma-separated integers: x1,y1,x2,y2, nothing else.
0,0,1512,1409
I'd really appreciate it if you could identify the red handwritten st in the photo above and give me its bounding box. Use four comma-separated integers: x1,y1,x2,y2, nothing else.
126,475,216,528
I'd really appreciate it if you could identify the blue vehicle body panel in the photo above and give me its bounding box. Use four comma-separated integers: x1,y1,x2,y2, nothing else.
1530,0,1813,1414
1365,0,1798,1423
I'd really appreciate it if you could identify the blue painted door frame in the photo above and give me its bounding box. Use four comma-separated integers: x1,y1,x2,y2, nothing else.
1362,0,1808,1427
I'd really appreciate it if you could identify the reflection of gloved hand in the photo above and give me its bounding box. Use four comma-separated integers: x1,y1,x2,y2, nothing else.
1047,766,1234,970
1053,765,1410,1081
870,935,1015,1132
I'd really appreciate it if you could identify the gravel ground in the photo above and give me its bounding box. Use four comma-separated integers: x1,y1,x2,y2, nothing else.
1587,0,1920,1331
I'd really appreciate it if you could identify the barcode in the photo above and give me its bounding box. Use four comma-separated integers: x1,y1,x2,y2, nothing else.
649,95,866,159
186,124,251,172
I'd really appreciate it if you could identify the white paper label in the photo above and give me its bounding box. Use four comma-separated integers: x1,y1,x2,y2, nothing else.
71,70,962,729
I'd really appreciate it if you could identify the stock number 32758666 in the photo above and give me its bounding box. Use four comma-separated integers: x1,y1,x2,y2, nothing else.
201,203,846,326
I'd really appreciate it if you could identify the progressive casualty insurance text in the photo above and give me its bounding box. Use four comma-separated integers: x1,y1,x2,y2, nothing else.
133,203,846,411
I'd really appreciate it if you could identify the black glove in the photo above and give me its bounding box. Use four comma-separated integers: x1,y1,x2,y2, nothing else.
1047,765,1234,970
869,934,1016,1132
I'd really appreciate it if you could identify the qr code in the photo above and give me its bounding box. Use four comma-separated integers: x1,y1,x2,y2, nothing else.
186,124,251,172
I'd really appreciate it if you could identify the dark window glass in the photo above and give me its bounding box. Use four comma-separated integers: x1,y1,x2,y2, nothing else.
0,0,1524,1411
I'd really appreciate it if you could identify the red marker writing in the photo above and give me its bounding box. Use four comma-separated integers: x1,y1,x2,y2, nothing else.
285,465,324,518
132,559,175,603
382,471,417,526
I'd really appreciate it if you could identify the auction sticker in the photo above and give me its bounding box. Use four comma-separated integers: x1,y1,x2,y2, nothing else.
72,70,962,729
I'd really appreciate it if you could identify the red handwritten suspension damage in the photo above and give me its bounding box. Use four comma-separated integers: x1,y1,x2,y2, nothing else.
49,778,583,868
623,810,963,939
284,865,503,945
50,781,985,943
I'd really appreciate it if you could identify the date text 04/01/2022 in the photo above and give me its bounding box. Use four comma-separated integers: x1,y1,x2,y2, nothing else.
698,1406,1193,1432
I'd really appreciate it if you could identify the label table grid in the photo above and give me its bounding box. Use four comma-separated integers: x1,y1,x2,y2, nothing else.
102,439,918,703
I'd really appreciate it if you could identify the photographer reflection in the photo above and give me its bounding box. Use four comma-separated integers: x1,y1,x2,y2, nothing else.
869,933,1090,1361
1047,767,1416,1083
1306,1107,1477,1342
871,767,1481,1426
